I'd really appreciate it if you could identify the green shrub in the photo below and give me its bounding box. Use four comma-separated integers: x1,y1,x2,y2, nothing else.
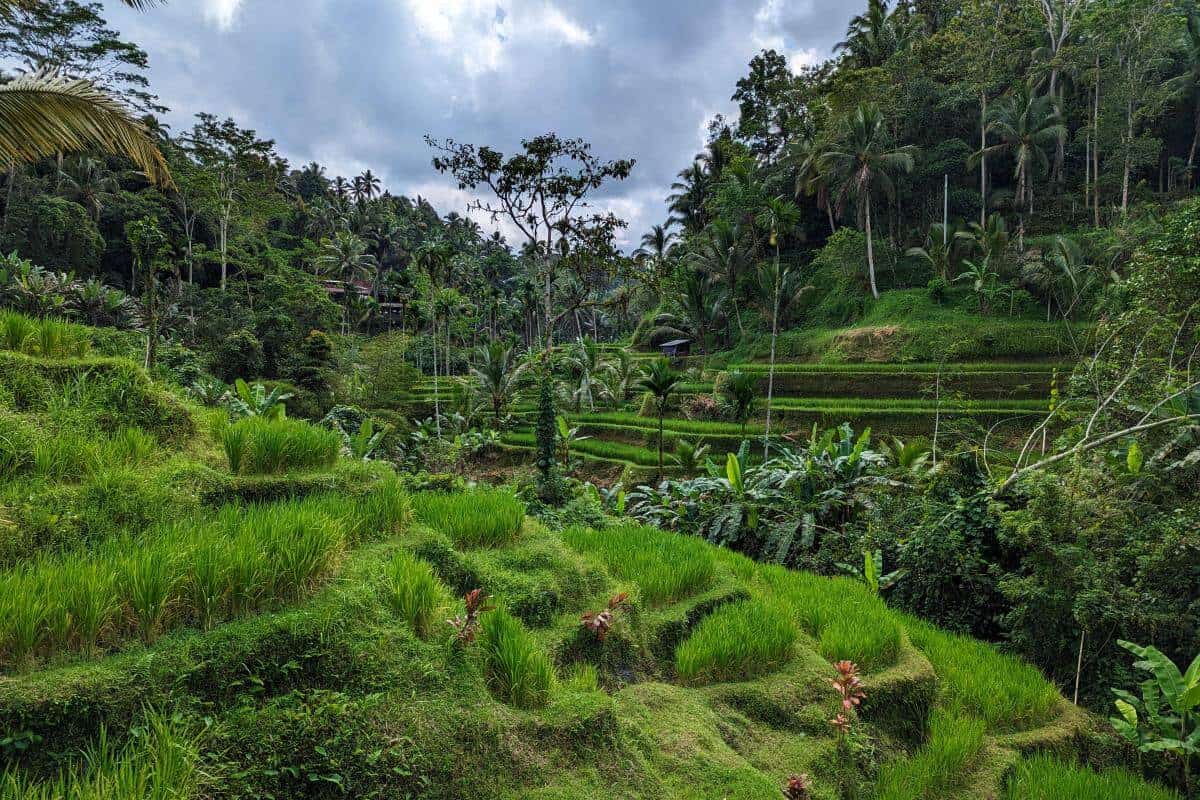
1003,755,1181,800
223,417,341,475
383,550,445,638
674,599,797,684
480,607,554,708
562,523,715,606
411,488,524,548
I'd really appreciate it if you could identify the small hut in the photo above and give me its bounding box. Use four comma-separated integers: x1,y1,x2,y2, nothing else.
659,339,691,358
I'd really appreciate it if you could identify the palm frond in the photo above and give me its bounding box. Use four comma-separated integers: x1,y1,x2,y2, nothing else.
0,67,172,188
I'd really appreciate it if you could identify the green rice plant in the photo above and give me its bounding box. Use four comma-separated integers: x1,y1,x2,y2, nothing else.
104,426,157,466
121,547,178,643
480,607,555,708
255,506,343,600
0,412,34,478
0,571,46,667
383,550,445,638
872,710,987,800
60,555,119,654
758,567,901,671
224,417,341,475
345,474,413,541
562,524,715,606
0,311,36,353
223,535,269,617
562,662,600,692
412,488,524,548
33,318,91,359
186,535,230,630
0,710,199,800
903,614,1060,733
31,429,101,481
674,599,797,684
1003,754,1182,800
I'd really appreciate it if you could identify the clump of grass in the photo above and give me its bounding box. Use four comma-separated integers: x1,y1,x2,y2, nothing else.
758,566,901,671
0,485,406,671
383,550,446,638
562,523,715,606
104,426,157,465
412,488,524,548
675,599,797,684
872,710,987,800
0,312,91,359
0,710,198,800
903,614,1060,733
222,417,340,475
1003,754,1182,800
562,662,600,692
480,607,554,708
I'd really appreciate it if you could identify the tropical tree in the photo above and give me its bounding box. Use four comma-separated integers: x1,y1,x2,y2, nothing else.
470,340,525,424
317,231,376,285
0,66,170,186
976,85,1065,219
905,222,971,281
755,195,802,457
564,335,608,412
724,370,758,434
821,103,916,299
636,358,683,481
1168,10,1200,186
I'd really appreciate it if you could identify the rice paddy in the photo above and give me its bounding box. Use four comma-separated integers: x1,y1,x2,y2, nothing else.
412,487,525,548
674,599,797,684
562,523,717,606
221,416,342,475
1003,755,1183,800
480,607,555,708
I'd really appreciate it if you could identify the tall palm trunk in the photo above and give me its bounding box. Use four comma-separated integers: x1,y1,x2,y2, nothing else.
1189,92,1200,188
865,201,879,299
656,407,665,483
431,303,441,440
980,92,988,226
764,248,781,460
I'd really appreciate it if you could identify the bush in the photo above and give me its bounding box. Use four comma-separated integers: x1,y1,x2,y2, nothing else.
412,488,524,548
383,551,445,638
212,328,264,383
222,417,341,475
480,607,554,708
674,599,796,684
926,276,949,304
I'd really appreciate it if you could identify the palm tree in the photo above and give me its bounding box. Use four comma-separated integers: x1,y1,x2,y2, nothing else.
724,370,758,435
357,169,381,201
636,358,683,481
976,86,1064,221
0,66,171,187
905,222,971,281
964,213,1010,265
754,194,803,458
821,103,916,299
667,162,709,232
471,340,526,424
783,134,837,234
331,176,350,201
317,231,376,284
835,0,910,68
635,223,676,293
58,156,119,222
676,269,722,355
564,336,608,412
689,219,752,336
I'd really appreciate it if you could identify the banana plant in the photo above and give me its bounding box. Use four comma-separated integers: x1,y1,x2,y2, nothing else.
837,549,905,594
554,415,589,469
347,418,387,460
225,378,291,420
1110,640,1200,797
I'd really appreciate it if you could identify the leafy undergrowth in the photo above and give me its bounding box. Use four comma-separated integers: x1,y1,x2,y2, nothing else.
0,345,1172,799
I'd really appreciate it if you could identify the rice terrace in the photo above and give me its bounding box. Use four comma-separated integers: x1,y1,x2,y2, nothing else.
0,0,1196,797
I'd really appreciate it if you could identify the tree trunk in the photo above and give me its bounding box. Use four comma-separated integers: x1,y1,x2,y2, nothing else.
980,93,988,226
764,250,780,460
657,411,665,482
1094,56,1102,227
431,306,442,440
865,202,879,299
1189,91,1200,188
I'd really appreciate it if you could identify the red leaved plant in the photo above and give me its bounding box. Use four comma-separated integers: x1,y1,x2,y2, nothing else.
580,592,631,641
447,588,494,643
782,773,813,799
828,660,866,736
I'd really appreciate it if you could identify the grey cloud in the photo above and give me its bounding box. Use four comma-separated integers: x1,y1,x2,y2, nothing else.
103,0,850,248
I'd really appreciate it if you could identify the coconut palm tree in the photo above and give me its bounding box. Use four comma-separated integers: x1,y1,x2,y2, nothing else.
57,156,120,221
0,66,171,187
1168,10,1200,187
724,370,758,435
689,219,752,336
635,223,676,295
821,103,916,299
905,222,972,281
357,169,381,201
564,336,608,412
636,358,683,482
317,231,376,285
976,85,1064,220
470,340,526,424
783,134,837,234
667,162,709,232
754,194,804,458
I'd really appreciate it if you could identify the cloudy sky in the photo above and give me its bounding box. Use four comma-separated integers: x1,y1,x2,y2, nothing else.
102,0,850,249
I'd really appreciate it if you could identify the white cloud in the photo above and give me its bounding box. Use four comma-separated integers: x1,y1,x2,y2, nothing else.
542,6,595,47
751,0,822,73
203,0,243,30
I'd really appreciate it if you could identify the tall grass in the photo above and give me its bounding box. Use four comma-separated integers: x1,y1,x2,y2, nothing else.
903,614,1060,733
0,483,410,671
562,524,715,606
480,608,554,708
412,488,524,548
0,312,91,359
383,550,446,638
675,599,797,684
222,417,340,475
872,710,987,800
0,711,197,800
758,566,901,671
1003,755,1182,800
